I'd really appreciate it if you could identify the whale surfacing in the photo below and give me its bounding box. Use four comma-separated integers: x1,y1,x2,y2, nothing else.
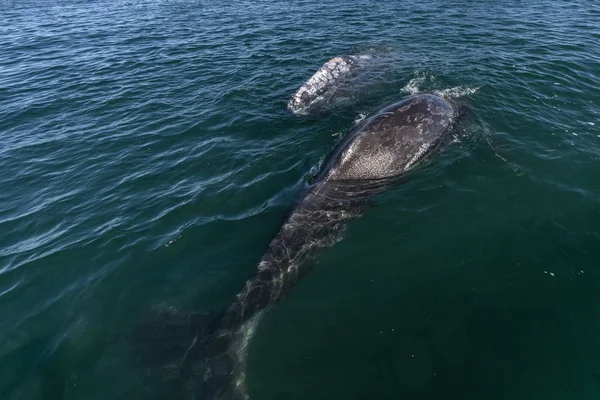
288,55,372,115
131,94,457,400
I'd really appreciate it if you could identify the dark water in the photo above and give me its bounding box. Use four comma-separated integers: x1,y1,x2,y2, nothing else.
2,0,600,398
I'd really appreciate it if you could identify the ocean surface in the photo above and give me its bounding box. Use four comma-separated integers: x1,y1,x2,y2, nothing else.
1,0,600,399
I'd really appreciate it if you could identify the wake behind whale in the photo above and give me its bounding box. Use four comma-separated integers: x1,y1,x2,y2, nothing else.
130,94,459,399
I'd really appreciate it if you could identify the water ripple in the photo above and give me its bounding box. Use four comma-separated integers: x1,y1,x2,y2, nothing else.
1,0,599,398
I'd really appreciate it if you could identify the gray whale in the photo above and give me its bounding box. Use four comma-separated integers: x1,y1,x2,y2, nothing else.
131,93,457,399
288,55,372,115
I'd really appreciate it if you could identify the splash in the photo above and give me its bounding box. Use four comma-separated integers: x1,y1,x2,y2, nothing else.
355,54,373,62
401,71,480,99
354,113,367,124
400,72,432,95
433,85,481,99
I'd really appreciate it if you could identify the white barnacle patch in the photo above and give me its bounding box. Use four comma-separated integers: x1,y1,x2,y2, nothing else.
405,141,432,171
288,56,359,114
337,138,359,168
343,150,396,180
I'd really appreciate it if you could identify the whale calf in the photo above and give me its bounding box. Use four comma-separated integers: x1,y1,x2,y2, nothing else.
131,94,457,399
288,55,372,115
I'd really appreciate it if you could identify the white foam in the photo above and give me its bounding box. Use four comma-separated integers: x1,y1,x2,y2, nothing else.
433,85,481,99
401,71,480,99
354,113,366,124
401,74,428,95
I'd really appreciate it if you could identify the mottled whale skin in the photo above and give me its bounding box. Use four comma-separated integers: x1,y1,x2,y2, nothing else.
288,55,371,115
132,94,456,400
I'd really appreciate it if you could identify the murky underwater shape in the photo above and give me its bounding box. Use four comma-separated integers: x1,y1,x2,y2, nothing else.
1,0,600,399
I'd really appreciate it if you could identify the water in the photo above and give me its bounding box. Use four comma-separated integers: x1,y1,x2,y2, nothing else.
1,0,600,399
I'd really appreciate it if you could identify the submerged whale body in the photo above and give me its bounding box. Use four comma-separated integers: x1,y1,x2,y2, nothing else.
131,94,457,399
288,55,371,115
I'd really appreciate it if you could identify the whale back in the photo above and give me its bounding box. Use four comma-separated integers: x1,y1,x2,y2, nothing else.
288,55,368,115
317,94,454,181
129,94,459,400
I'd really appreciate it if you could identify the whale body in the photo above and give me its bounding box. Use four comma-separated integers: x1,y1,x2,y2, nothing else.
288,55,372,115
131,94,457,400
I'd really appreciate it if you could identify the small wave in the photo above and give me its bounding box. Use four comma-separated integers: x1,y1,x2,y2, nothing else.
401,71,479,99
401,75,427,95
433,85,481,99
354,113,367,124
356,54,373,62
0,279,22,298
400,71,435,95
164,233,182,248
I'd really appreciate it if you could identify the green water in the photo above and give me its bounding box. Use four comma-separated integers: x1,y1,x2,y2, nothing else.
1,0,600,399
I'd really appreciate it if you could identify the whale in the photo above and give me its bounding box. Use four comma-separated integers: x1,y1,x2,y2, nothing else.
130,93,458,400
288,55,372,115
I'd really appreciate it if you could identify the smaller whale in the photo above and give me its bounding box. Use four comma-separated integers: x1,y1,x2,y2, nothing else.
288,55,372,115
